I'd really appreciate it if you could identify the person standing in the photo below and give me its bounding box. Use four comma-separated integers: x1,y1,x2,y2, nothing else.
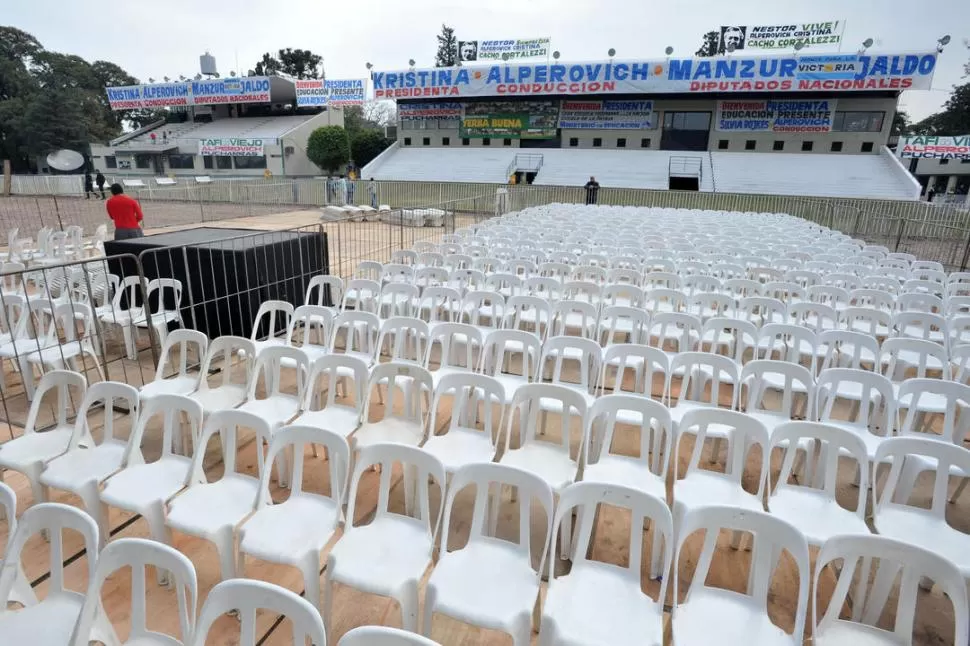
927,186,936,203
84,171,97,199
337,175,347,205
584,176,600,205
95,169,106,199
105,183,144,240
347,175,356,205
368,178,378,208
150,132,157,145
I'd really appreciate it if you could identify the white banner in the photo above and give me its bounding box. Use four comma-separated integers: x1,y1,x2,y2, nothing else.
458,38,550,62
558,100,654,129
716,98,837,132
198,138,266,156
373,52,937,99
106,77,271,110
294,79,366,107
897,135,970,160
718,21,844,52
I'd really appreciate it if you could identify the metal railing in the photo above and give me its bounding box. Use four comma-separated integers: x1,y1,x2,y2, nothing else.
668,156,703,179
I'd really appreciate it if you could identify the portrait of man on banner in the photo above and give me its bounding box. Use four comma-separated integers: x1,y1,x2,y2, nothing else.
719,26,747,52
459,41,478,62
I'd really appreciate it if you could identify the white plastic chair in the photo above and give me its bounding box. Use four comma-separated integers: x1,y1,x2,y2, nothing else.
812,534,969,646
872,436,970,581
767,421,870,546
353,362,432,452
424,322,483,388
422,372,505,474
480,329,543,403
166,410,270,582
293,354,367,440
238,425,349,612
339,625,440,645
377,316,429,365
139,328,207,402
100,394,203,563
671,506,810,646
247,300,293,357
423,462,553,646
0,481,36,608
69,537,197,646
324,443,446,637
188,335,255,415
305,274,344,313
815,367,895,465
134,278,183,349
287,304,333,365
0,503,110,645
740,359,815,438
237,345,310,488
39,381,139,545
0,370,86,506
330,310,380,367
538,481,672,646
25,302,103,380
580,394,671,507
98,275,146,360
190,578,327,646
342,278,380,313
497,383,588,559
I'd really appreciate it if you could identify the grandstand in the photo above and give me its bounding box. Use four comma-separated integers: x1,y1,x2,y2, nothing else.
363,145,920,199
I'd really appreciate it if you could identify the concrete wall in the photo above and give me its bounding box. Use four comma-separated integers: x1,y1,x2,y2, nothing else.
396,95,897,155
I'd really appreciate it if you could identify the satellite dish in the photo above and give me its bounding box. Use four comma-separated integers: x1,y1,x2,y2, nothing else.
46,149,85,172
862,38,874,48
148,77,155,83
408,59,416,67
608,48,616,57
553,51,561,60
940,35,951,45
502,52,510,61
794,41,805,51
665,46,674,56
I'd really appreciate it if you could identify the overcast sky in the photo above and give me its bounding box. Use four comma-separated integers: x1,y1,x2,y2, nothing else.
6,0,968,120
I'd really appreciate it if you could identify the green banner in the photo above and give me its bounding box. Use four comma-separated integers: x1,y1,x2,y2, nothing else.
459,112,557,139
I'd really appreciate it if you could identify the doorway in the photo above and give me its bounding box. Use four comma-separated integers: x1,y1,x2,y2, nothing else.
661,112,712,151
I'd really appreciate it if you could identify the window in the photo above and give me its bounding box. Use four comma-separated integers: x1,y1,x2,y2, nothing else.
745,140,756,151
216,156,232,170
861,142,874,153
104,155,117,169
503,138,512,146
134,154,153,169
401,120,415,130
233,155,266,169
617,138,627,148
404,137,412,146
569,137,579,147
592,137,602,147
442,137,450,146
772,141,784,151
422,137,431,146
438,118,459,129
830,141,843,152
718,140,729,150
203,156,213,169
462,138,470,146
167,154,195,169
833,111,885,132
802,141,814,152
415,119,430,130
482,138,491,146
641,138,651,148
940,159,949,165
962,158,970,164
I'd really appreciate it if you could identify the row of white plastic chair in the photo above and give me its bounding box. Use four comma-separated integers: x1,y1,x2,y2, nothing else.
0,484,439,645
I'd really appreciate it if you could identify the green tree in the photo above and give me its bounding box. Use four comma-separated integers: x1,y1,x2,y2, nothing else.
307,125,350,173
351,129,391,168
914,83,970,134
891,110,912,137
435,24,458,67
254,48,322,79
695,30,720,57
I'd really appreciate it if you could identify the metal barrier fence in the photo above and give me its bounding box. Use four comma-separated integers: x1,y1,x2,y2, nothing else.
0,191,495,432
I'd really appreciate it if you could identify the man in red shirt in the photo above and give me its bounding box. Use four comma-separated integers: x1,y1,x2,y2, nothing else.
105,183,145,240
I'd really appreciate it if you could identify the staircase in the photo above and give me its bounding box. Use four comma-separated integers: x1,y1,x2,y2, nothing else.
668,155,703,191
506,153,544,182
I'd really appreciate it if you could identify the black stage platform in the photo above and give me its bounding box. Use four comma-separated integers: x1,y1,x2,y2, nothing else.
105,227,329,339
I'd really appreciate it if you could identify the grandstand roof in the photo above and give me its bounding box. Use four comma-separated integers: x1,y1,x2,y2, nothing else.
115,115,318,151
